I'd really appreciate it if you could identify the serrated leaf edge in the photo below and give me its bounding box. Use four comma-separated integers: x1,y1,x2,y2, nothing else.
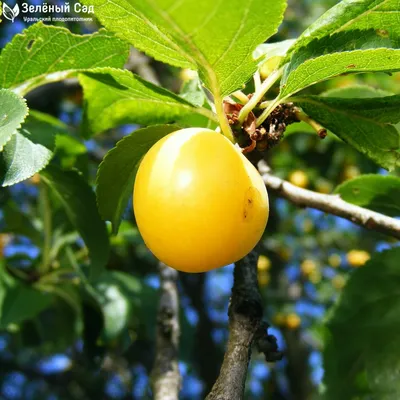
0,90,29,152
281,46,400,98
1,130,55,187
0,22,129,95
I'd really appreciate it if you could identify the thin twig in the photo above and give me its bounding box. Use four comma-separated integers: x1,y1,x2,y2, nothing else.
259,161,400,240
150,263,181,400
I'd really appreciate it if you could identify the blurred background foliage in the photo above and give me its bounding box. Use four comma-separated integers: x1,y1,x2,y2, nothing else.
1,0,400,399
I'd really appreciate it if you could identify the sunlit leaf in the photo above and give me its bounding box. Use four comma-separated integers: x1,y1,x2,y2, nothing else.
0,22,129,94
335,175,400,217
281,30,400,97
96,125,177,233
79,68,214,136
81,0,287,96
294,95,400,170
0,89,28,150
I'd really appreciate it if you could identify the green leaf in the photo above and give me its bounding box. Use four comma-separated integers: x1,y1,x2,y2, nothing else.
0,22,129,94
292,0,400,53
40,165,110,279
23,297,81,354
180,77,207,107
0,265,53,329
178,77,217,129
294,95,400,170
321,85,393,99
281,30,400,98
253,39,297,62
303,94,400,124
0,110,81,187
0,111,65,186
0,115,56,186
335,175,400,217
93,271,142,341
96,125,177,233
81,0,287,96
324,248,400,400
30,110,70,131
0,89,28,150
55,134,88,171
79,68,215,136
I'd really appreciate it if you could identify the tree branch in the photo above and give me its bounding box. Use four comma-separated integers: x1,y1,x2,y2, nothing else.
150,263,181,400
259,161,400,240
206,251,281,400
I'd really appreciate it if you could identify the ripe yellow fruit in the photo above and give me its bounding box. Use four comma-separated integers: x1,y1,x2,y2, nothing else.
133,128,269,273
309,270,322,284
278,247,291,262
288,170,309,188
347,250,370,267
343,165,360,181
257,255,271,271
286,313,301,329
30,174,41,185
258,272,270,287
328,254,341,268
301,259,317,276
273,312,286,326
303,218,314,233
315,178,333,194
332,275,346,290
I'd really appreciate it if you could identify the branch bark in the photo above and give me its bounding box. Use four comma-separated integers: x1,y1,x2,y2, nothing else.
259,161,400,240
150,262,181,400
206,251,281,400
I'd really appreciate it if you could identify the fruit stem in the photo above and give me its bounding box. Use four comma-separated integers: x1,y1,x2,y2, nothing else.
294,109,328,138
232,90,249,104
215,94,235,142
256,97,281,127
253,70,261,91
238,67,283,125
259,100,272,109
